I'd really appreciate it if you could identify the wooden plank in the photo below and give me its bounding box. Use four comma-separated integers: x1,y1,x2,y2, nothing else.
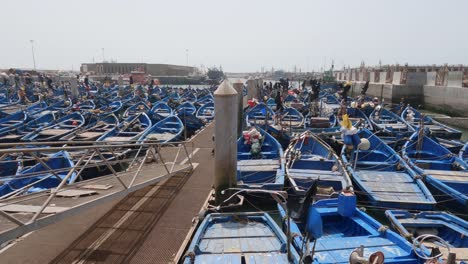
0,204,69,213
55,189,98,197
40,129,71,136
81,184,113,190
238,165,278,172
429,175,467,182
288,169,341,176
425,170,468,177
237,159,279,166
358,171,412,183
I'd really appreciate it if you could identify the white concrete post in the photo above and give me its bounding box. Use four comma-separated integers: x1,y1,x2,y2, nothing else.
214,80,238,204
247,77,256,100
232,80,244,136
70,78,79,100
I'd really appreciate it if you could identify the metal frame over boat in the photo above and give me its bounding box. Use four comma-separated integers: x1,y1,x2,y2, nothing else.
286,131,352,198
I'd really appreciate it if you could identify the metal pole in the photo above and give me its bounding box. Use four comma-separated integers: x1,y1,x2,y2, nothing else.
30,40,36,71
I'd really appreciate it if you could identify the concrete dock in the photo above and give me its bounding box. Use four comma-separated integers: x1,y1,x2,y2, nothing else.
0,123,215,264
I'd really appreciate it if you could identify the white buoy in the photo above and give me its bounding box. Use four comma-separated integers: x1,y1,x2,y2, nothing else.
214,80,238,203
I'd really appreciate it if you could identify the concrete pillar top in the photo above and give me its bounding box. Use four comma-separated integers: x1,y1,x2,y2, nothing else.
214,80,237,96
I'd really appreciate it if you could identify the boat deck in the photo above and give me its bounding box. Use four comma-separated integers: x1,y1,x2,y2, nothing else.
0,123,215,264
425,169,468,182
356,170,430,202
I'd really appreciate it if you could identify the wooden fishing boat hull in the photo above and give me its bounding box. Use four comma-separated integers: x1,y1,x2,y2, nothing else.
182,212,300,264
138,115,183,144
402,106,462,140
278,195,426,263
237,127,285,190
0,151,76,197
403,132,468,210
286,132,352,199
343,129,436,210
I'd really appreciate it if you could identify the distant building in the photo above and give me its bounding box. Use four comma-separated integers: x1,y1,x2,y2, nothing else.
80,63,196,76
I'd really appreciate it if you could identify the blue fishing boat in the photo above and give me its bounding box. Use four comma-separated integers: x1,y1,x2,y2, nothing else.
320,94,342,110
386,210,468,262
284,94,305,109
237,126,285,190
177,111,204,133
95,101,122,116
347,107,373,130
72,100,96,111
21,112,85,141
305,114,336,131
194,94,214,106
0,110,27,134
370,107,415,137
122,101,150,118
0,151,76,197
149,101,173,123
403,132,468,210
266,97,276,111
286,131,352,198
61,114,119,141
278,107,304,128
460,142,468,163
176,101,197,116
195,102,214,121
401,106,462,140
138,115,183,144
182,212,300,264
342,129,436,210
0,112,56,142
162,92,180,103
278,193,427,263
49,99,72,113
264,124,291,150
98,113,152,142
245,103,275,126
24,101,48,118
181,91,197,103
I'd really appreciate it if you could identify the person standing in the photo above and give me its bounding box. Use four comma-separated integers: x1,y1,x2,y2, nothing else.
275,91,284,112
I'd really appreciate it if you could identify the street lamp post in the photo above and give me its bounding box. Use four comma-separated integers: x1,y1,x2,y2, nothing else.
30,40,36,71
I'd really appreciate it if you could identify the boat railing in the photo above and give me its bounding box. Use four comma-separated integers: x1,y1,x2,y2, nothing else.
0,139,196,245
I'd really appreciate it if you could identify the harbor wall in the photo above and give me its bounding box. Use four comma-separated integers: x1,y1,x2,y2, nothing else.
423,85,468,116
338,66,468,116
350,82,423,105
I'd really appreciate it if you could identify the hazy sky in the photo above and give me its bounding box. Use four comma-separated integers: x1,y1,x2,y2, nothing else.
1,0,467,72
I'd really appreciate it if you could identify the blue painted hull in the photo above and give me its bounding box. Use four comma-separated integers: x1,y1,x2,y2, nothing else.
0,151,76,197
182,212,300,264
278,196,426,263
237,126,285,190
403,132,468,210
342,129,436,210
